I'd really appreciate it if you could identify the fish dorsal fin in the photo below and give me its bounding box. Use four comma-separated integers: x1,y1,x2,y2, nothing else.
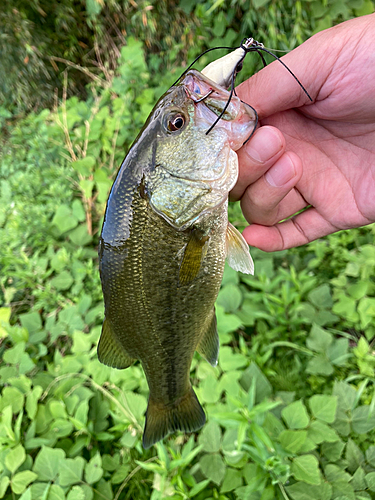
226,222,254,275
98,317,136,369
179,229,210,286
197,308,219,366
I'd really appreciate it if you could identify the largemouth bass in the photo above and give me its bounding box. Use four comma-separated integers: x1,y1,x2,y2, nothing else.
98,70,256,448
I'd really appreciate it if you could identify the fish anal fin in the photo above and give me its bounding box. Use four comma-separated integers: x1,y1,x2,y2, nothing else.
98,317,136,369
179,229,210,286
142,386,206,449
226,222,254,275
197,308,219,366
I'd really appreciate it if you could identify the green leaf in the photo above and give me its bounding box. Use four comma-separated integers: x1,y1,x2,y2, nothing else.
308,421,339,444
79,179,94,199
325,463,351,483
308,284,333,309
282,400,310,429
59,457,85,487
5,444,26,473
199,376,221,404
328,338,349,366
219,346,247,371
352,406,375,434
0,477,10,498
72,157,96,176
309,395,337,423
346,439,364,474
86,0,102,18
69,224,92,246
240,362,272,403
198,420,221,453
220,468,242,493
126,392,147,421
351,467,366,491
47,484,66,500
216,284,242,313
358,297,375,329
0,307,11,337
30,482,50,499
189,480,210,497
111,465,130,485
52,205,78,234
0,386,24,413
279,430,307,453
11,471,38,495
332,407,351,436
67,485,85,500
19,312,42,334
333,381,356,412
199,453,226,485
366,446,375,467
365,472,375,492
85,454,103,485
216,305,243,335
51,271,74,291
26,386,43,420
333,292,357,318
306,324,332,352
306,355,334,376
18,487,32,500
291,455,321,485
287,482,332,500
3,342,26,364
222,263,240,285
33,446,65,481
72,199,86,222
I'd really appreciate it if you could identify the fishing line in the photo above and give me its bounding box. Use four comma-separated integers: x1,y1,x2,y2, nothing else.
239,37,313,102
172,37,313,144
171,46,236,87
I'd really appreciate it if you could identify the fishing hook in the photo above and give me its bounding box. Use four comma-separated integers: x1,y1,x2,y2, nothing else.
173,36,313,145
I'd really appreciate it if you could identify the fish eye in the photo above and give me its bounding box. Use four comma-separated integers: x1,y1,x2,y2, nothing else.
167,113,186,132
193,83,201,94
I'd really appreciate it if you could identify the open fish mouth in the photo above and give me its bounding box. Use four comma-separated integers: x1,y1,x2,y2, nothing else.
182,70,256,150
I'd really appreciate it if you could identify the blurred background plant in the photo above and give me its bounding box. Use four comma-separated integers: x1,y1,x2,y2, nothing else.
1,0,375,499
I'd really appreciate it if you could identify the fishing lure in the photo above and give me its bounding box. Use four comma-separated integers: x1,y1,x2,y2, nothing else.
174,37,313,144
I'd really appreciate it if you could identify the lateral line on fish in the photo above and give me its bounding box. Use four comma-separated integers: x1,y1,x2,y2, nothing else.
140,203,167,361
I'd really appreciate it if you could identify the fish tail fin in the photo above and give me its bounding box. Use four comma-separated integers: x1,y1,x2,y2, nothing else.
142,386,206,449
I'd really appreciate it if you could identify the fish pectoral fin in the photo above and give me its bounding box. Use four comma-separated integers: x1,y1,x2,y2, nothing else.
98,317,136,369
197,308,219,366
178,229,210,286
142,387,206,449
226,222,254,275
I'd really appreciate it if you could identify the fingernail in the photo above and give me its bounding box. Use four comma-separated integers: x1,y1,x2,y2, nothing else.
245,127,283,163
265,154,296,187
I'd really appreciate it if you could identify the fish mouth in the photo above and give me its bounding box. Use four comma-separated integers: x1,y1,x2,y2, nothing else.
182,70,256,150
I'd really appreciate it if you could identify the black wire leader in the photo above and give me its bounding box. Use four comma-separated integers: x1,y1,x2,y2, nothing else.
172,37,313,145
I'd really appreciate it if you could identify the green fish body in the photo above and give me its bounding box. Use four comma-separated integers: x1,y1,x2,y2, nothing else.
98,70,255,448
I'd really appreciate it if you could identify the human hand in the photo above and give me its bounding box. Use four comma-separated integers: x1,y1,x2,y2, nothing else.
232,14,375,251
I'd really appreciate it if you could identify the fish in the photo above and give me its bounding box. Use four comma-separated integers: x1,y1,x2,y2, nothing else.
98,69,256,449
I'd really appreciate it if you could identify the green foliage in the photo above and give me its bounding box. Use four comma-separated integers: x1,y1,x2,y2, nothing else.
2,2,375,499
2,0,374,112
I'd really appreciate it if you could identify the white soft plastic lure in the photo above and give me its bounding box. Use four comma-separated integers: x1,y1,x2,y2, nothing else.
202,47,246,88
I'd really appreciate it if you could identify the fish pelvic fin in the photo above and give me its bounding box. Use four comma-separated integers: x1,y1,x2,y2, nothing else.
197,308,219,366
97,317,136,369
179,228,210,286
226,222,254,275
142,387,206,449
